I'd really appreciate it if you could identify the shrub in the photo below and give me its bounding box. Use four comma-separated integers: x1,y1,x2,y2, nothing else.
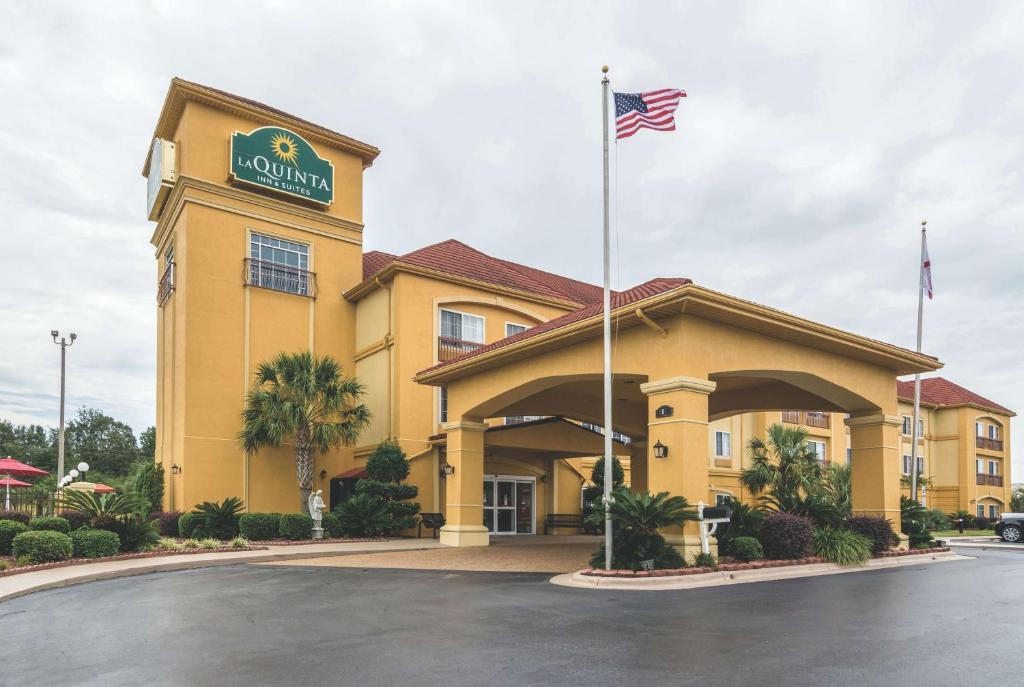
922,509,950,531
190,497,244,540
846,516,899,554
0,519,29,555
199,538,221,549
357,441,421,533
0,560,7,571
0,510,31,525
60,490,148,520
975,516,992,530
949,510,975,530
334,493,390,537
758,512,814,560
29,516,71,534
321,512,343,538
714,499,765,556
230,536,250,549
178,512,202,538
182,538,201,549
730,536,764,562
71,528,120,558
279,513,313,541
694,552,718,568
365,440,411,482
58,510,91,530
95,516,159,552
129,460,165,514
587,490,698,570
159,537,184,551
239,512,281,541
813,527,872,566
902,497,936,548
11,530,73,563
151,511,183,537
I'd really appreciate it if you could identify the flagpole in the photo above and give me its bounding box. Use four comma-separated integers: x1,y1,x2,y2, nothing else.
601,65,614,570
910,220,926,502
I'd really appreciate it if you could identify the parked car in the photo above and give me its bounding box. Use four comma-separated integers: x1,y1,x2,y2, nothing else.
995,513,1024,543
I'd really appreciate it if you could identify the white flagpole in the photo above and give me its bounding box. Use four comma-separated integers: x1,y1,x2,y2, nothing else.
601,65,614,570
910,220,927,502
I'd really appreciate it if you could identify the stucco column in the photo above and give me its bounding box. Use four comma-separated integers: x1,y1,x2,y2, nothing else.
439,420,489,547
640,375,716,563
846,414,905,541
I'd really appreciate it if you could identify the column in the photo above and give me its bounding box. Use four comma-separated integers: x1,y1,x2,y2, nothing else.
439,419,489,547
846,414,905,545
640,375,716,563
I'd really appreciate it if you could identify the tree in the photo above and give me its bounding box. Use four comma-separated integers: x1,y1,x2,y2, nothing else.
587,489,698,570
138,426,156,459
1011,488,1024,513
582,456,625,525
129,459,165,513
0,420,57,473
353,440,421,534
65,407,141,475
238,352,370,510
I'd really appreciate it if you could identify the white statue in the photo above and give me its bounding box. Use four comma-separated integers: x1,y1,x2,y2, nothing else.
307,489,326,535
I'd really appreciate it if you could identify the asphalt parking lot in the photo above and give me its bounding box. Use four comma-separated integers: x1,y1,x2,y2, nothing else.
2,548,1022,687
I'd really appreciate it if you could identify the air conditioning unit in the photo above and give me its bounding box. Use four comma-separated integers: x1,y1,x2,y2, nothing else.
146,138,177,221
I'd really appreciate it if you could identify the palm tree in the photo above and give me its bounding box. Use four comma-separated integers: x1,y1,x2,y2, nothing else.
238,352,369,510
740,422,824,514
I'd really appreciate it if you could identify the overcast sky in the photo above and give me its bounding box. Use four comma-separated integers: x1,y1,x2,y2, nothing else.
1,1,1021,473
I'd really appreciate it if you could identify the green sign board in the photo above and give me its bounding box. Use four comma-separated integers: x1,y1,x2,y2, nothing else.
230,126,334,206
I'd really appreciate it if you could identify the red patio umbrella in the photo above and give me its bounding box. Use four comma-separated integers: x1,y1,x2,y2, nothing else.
1,456,48,510
93,483,115,494
0,477,31,488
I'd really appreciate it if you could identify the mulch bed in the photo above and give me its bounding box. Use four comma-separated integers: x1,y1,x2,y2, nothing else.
579,546,951,578
0,545,268,578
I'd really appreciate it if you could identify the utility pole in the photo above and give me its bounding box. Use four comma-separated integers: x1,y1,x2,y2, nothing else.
51,330,77,480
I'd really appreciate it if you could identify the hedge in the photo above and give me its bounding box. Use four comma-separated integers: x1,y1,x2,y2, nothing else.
279,513,313,541
730,536,764,562
322,512,343,538
11,530,74,563
58,510,92,530
0,510,31,525
178,512,201,538
71,528,121,558
151,511,183,537
29,516,71,534
0,519,29,555
758,512,814,560
239,512,281,540
846,516,899,554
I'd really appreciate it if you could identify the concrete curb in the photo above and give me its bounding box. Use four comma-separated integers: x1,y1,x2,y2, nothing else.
945,540,1021,552
0,541,441,603
549,551,970,591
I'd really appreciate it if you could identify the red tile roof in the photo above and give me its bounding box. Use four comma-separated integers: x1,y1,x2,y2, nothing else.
361,239,605,305
897,377,1014,416
419,277,691,374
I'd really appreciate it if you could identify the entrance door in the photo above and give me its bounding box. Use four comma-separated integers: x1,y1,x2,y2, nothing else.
483,476,535,534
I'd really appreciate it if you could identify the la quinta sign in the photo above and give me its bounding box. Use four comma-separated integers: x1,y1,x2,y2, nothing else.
230,126,333,206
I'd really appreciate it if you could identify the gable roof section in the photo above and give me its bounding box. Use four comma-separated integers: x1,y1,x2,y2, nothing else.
358,239,606,306
897,377,1014,416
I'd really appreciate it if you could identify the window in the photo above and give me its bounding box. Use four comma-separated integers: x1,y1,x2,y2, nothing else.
989,504,1000,519
917,418,924,437
505,415,541,425
989,424,999,440
439,386,448,423
579,422,630,444
807,441,826,462
977,504,985,519
989,460,998,476
846,447,852,464
714,431,731,457
715,494,731,507
158,243,175,305
902,455,912,475
440,309,484,343
248,232,311,295
901,416,912,436
505,323,528,337
976,421,984,437
977,458,985,474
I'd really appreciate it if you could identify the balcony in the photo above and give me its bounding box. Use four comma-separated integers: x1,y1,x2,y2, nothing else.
976,473,1003,487
438,336,484,362
157,261,175,305
976,436,1003,451
781,410,830,429
245,258,317,297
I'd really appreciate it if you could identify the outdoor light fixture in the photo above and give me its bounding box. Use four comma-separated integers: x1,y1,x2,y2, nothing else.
441,463,455,477
69,469,79,478
77,461,89,473
540,474,548,483
319,469,327,480
171,464,182,475
653,440,668,459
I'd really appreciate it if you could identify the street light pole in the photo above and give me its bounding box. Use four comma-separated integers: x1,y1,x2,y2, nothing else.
51,330,77,481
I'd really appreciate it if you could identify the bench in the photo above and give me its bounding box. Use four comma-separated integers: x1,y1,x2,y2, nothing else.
418,513,445,538
544,513,589,535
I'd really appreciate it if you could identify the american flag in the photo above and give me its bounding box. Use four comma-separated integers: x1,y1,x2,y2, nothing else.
922,232,933,299
614,89,687,140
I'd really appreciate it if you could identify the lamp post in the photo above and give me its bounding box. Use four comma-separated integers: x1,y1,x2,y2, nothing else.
51,330,77,483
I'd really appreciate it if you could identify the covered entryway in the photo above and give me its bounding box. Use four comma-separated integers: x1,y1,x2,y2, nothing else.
415,281,941,555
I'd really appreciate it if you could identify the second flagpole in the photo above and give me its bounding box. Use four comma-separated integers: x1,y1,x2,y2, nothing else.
601,65,614,570
910,221,927,502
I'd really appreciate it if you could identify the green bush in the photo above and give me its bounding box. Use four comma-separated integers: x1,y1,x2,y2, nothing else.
230,536,250,549
333,493,390,537
0,519,29,555
238,512,281,540
813,527,872,566
29,516,71,534
694,552,717,568
190,497,244,540
922,509,950,531
365,440,411,482
199,538,221,549
714,499,765,556
587,490,697,570
178,512,202,538
321,512,343,538
129,460,165,514
846,516,899,554
0,510,31,524
71,528,120,558
58,510,91,530
95,516,159,552
357,441,421,533
758,512,814,560
729,536,764,562
279,513,313,540
902,497,936,548
11,530,74,563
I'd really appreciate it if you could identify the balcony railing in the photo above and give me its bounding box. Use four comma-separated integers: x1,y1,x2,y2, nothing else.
976,436,1003,451
245,258,317,297
157,261,175,305
782,410,830,429
438,336,484,362
976,473,1003,487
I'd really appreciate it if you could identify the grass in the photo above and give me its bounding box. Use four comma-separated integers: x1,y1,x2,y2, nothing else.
931,529,994,538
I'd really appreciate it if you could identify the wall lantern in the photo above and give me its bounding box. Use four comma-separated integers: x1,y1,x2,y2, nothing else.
653,440,669,459
540,474,548,483
319,469,328,480
441,462,455,478
171,464,182,475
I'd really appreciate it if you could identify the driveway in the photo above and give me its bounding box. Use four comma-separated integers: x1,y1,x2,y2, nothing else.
2,549,1022,686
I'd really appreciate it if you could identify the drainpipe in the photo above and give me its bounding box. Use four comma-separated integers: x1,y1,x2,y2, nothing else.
375,276,394,438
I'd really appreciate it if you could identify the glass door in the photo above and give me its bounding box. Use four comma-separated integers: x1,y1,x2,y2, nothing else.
483,476,535,535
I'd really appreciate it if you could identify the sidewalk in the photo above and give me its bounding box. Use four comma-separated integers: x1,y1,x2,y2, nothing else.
0,538,443,602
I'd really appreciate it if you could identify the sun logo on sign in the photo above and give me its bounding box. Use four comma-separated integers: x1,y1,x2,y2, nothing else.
270,132,300,167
